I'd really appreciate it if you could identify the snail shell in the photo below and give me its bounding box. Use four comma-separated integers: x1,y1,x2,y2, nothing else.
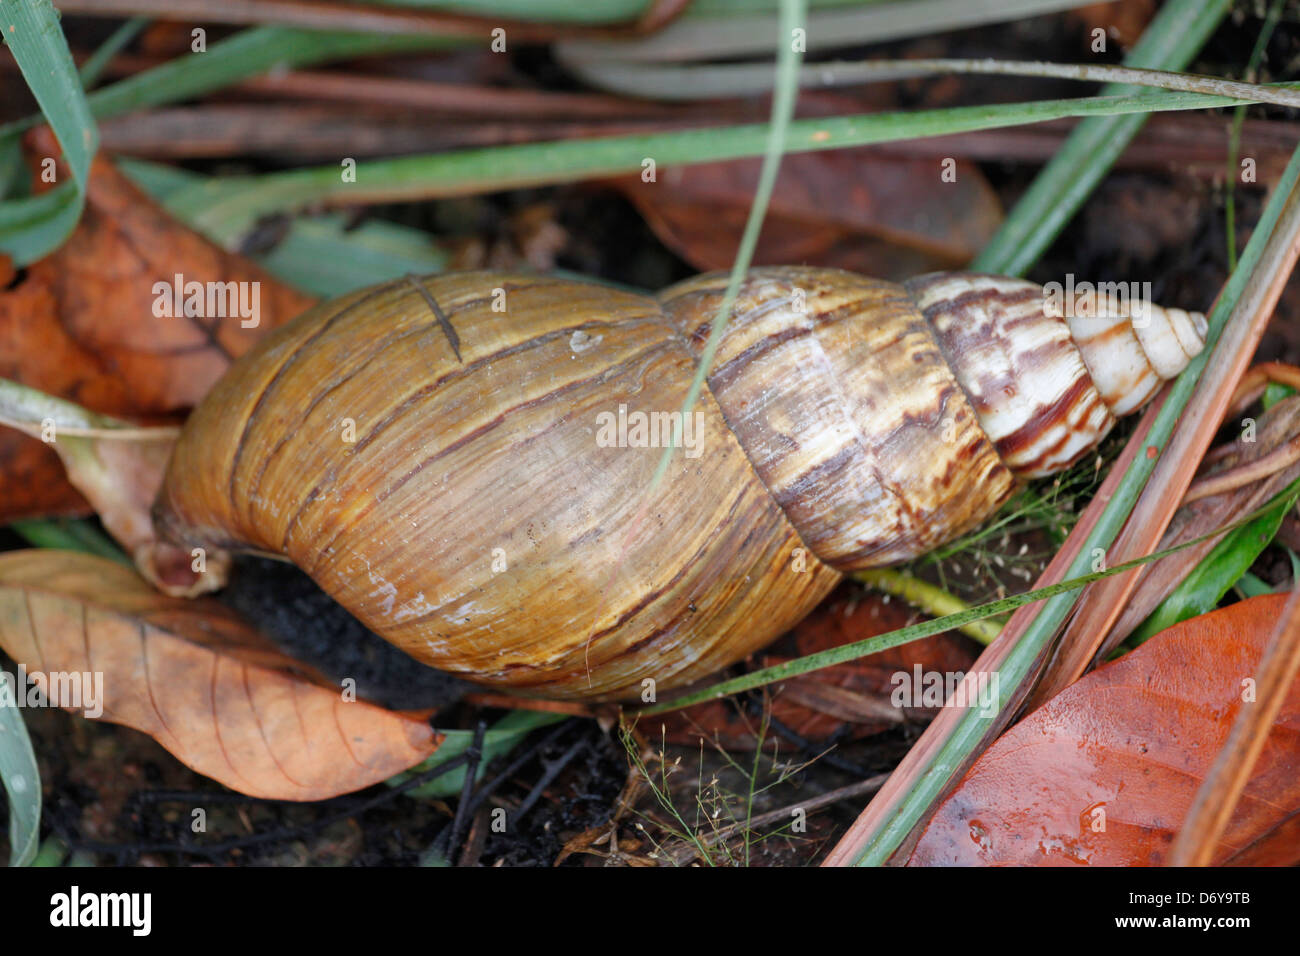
151,268,1206,700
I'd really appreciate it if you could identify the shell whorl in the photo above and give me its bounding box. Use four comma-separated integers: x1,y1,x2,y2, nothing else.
1061,293,1208,416
660,267,1206,575
905,272,1207,478
660,267,1018,571
154,273,842,701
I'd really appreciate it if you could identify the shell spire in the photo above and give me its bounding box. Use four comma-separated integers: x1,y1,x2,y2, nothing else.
904,273,1207,478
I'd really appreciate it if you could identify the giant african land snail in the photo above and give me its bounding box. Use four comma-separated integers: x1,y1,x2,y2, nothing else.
143,267,1207,700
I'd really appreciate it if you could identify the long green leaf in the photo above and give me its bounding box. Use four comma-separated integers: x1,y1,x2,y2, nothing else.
0,0,99,263
0,679,41,867
0,27,452,143
117,158,447,297
79,17,151,90
161,81,1300,247
655,0,805,487
0,186,81,261
1128,479,1300,645
9,518,129,564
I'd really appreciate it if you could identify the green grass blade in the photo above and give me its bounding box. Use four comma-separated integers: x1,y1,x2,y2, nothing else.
0,139,22,201
1224,0,1283,272
114,156,203,198
0,185,82,262
1128,478,1300,645
0,0,99,263
0,27,454,146
0,681,41,867
1263,382,1297,410
117,158,447,296
79,16,150,89
654,0,805,487
970,0,1231,276
29,835,69,867
391,711,565,799
161,81,1299,247
1236,571,1275,597
251,217,448,297
9,518,129,564
0,0,97,185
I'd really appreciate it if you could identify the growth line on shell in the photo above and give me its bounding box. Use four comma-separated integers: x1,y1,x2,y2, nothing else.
405,274,462,363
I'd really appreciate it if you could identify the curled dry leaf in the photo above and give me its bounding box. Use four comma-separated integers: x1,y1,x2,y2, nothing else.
0,379,223,595
655,591,975,748
0,137,316,523
609,150,1002,278
908,594,1300,866
0,550,441,800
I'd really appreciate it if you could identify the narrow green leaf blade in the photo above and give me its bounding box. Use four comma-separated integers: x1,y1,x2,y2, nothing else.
158,81,1298,248
118,159,447,296
392,711,565,800
0,0,99,262
0,680,41,867
1129,481,1300,645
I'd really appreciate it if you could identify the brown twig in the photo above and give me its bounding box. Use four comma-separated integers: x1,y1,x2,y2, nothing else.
1181,432,1300,505
1225,360,1300,419
1167,586,1300,865
94,105,695,160
1200,361,1300,466
239,71,683,119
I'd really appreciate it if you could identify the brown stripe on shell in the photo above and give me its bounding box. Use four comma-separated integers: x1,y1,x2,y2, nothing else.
228,278,407,529
1064,310,1163,417
905,272,1118,478
243,282,561,528
303,338,676,565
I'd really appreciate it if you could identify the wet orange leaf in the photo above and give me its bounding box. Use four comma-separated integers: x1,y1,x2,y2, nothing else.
909,594,1300,866
0,550,440,800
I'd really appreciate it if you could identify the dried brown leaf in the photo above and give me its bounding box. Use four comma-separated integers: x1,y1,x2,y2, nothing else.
0,550,440,800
